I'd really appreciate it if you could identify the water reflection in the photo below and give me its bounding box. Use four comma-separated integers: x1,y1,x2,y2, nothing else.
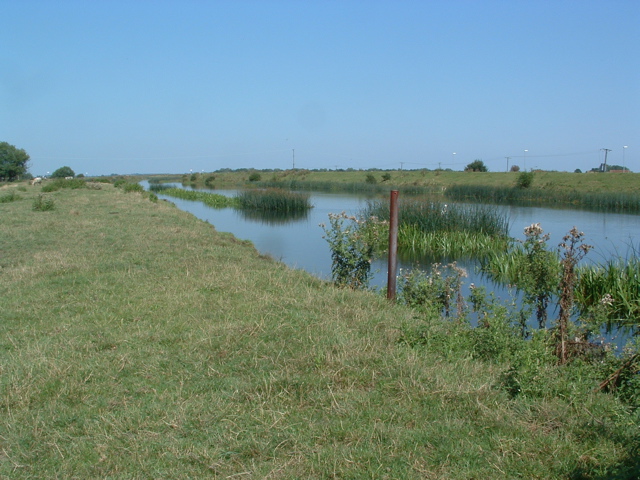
236,207,310,225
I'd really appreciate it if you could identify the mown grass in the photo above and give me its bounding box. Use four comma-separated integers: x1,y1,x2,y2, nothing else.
0,183,638,478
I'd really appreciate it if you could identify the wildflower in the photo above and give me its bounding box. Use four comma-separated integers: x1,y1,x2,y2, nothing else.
600,293,614,306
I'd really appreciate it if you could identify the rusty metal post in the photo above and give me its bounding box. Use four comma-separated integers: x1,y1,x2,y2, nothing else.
387,190,399,301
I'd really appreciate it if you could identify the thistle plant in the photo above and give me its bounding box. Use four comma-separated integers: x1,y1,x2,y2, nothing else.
320,212,387,289
520,223,559,329
556,227,592,363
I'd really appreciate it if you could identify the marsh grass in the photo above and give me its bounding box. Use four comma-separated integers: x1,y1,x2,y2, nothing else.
0,185,638,478
153,186,237,208
364,199,510,258
235,188,311,213
446,184,640,213
577,256,640,326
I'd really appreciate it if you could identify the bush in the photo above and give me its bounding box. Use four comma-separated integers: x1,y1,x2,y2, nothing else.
122,182,144,193
516,171,534,189
32,194,55,211
248,172,261,182
365,173,377,184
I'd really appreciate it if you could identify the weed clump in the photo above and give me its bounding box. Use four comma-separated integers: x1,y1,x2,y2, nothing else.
32,194,55,211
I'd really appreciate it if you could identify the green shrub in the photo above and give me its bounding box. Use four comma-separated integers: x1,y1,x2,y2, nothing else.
32,194,55,211
516,171,535,188
122,182,144,193
365,173,377,184
248,172,262,182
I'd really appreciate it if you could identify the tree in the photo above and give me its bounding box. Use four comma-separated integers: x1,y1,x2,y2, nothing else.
464,159,488,172
51,166,75,178
510,165,520,172
0,142,30,181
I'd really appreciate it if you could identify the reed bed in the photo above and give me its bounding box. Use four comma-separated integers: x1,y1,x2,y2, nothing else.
445,184,640,213
398,227,511,258
363,199,510,258
152,186,236,208
235,188,311,213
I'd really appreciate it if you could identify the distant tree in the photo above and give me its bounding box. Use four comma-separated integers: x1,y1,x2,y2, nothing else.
0,142,30,181
51,166,75,178
464,159,488,172
248,172,261,182
574,169,582,173
365,173,378,184
381,172,391,182
510,165,520,172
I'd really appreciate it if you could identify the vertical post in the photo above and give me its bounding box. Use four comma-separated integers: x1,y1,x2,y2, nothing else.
387,190,399,301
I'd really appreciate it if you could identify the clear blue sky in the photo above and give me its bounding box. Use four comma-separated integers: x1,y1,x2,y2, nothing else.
2,0,638,176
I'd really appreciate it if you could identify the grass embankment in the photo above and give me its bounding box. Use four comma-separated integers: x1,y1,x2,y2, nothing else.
154,169,640,195
1,183,638,478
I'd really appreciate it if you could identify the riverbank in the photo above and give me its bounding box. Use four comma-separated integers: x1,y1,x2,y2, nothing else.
1,183,637,478
150,168,640,195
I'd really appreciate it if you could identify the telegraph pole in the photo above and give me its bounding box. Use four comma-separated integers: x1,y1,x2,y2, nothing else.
601,148,611,172
505,157,511,172
292,149,295,170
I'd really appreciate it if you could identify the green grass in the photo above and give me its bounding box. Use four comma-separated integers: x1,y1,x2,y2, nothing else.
577,257,640,326
0,184,638,478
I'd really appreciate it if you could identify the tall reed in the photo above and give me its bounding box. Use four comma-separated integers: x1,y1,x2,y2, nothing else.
363,199,510,258
235,188,311,213
155,187,236,208
576,257,640,326
445,184,640,213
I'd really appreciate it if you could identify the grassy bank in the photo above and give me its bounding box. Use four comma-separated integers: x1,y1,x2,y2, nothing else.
152,169,640,195
1,182,638,478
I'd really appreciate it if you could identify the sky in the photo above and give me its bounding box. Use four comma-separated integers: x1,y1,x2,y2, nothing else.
1,0,638,176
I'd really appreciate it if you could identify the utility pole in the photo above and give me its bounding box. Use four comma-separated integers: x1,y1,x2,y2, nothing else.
505,157,511,172
601,148,611,172
292,149,295,170
400,162,404,171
